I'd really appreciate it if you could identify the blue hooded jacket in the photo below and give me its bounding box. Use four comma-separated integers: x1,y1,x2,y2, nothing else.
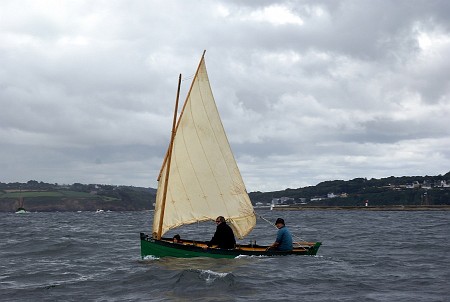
276,226,293,251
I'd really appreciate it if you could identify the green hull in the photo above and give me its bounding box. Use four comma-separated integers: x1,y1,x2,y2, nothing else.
140,233,321,259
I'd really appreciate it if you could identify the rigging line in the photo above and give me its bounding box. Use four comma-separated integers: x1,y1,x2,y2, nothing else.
182,73,196,81
167,73,195,82
256,211,278,230
255,211,306,242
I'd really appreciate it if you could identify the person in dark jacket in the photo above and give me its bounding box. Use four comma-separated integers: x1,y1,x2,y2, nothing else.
206,216,236,249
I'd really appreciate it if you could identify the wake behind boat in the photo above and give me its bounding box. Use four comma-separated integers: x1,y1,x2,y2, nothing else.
140,51,321,258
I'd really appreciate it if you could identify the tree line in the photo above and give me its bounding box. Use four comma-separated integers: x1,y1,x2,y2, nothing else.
248,172,450,206
1,171,449,211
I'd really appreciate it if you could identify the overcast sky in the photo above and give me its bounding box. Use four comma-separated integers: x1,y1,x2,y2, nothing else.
1,0,449,192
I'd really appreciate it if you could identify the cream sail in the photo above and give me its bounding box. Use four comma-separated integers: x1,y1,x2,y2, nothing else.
152,54,256,239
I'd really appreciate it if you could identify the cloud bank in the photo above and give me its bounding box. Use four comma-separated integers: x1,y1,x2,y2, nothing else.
1,0,449,191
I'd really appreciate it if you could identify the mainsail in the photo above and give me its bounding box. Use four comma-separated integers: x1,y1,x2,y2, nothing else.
152,55,256,239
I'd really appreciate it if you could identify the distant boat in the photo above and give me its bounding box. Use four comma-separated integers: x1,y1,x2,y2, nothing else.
95,209,104,213
270,203,291,211
254,202,271,209
140,52,321,258
15,195,28,214
15,207,28,214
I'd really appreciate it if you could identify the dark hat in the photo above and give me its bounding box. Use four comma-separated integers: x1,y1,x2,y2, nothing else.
275,218,285,225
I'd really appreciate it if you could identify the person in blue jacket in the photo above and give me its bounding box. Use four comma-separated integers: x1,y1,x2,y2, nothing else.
269,218,293,251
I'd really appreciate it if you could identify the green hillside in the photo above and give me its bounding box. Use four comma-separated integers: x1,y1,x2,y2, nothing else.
249,172,450,206
0,181,156,212
1,172,449,212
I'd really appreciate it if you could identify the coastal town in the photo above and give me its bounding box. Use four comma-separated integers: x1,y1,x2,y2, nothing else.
250,176,450,208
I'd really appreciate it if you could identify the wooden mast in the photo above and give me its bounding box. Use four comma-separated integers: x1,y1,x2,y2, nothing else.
157,74,182,239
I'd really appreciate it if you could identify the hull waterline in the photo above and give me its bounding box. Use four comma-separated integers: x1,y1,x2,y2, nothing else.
140,233,321,259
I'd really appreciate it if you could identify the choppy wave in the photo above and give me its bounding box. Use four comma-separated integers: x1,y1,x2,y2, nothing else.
1,210,449,301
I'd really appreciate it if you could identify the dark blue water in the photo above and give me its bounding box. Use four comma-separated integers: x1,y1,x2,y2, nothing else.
1,210,449,301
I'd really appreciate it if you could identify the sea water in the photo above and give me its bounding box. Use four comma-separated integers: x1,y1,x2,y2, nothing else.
1,210,449,301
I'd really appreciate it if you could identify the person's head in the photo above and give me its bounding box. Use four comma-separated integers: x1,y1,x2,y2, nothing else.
215,216,226,225
275,218,285,228
173,234,181,243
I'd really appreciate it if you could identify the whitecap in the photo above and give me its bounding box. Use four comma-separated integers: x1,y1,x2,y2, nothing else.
142,255,159,261
234,254,268,259
198,269,229,284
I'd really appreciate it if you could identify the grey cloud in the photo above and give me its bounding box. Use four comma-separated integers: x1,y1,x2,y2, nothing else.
1,0,449,191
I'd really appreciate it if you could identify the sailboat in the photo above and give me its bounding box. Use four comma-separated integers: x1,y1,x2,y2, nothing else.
15,197,27,213
140,51,321,258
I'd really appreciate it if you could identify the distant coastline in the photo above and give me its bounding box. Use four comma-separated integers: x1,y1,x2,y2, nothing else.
271,205,450,211
1,173,449,212
250,171,450,208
